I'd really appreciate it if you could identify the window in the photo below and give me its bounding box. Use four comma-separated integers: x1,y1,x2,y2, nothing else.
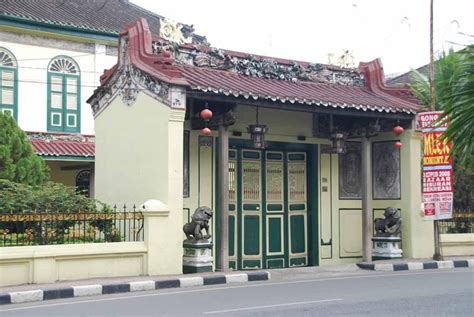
0,48,18,120
47,56,80,132
75,169,91,197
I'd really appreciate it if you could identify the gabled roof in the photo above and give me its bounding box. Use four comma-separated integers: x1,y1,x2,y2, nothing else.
387,64,430,87
178,62,418,114
0,0,205,42
28,132,94,159
90,19,420,116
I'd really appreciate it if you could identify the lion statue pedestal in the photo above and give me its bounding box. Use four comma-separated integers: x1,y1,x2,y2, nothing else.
372,207,403,260
182,207,213,274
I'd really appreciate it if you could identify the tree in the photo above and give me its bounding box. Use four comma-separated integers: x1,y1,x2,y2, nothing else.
411,46,473,211
0,113,49,185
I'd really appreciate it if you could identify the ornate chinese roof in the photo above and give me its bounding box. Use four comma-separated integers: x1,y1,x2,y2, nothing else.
89,19,419,116
28,132,95,159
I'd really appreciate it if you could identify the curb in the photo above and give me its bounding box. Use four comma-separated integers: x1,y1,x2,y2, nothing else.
0,271,270,306
357,259,474,272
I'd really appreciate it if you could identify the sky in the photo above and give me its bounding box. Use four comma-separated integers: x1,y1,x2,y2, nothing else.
131,0,473,77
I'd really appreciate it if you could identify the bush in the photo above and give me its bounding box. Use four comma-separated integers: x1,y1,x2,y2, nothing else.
0,113,49,185
0,180,119,244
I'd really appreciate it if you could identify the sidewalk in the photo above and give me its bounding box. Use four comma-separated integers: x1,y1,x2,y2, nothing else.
1,256,472,305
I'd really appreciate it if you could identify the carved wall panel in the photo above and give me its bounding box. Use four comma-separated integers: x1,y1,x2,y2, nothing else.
339,142,362,199
372,141,401,199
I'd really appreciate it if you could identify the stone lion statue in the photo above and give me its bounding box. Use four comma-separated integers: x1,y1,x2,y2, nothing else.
374,207,402,237
183,206,213,240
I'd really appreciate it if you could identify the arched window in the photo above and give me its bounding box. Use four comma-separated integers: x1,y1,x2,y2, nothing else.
75,169,90,197
47,56,80,132
0,47,18,120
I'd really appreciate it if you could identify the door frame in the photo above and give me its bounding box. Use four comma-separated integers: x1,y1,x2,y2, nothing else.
215,138,319,269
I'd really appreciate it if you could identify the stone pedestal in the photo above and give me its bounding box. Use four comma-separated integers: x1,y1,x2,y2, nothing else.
183,239,213,274
372,236,403,260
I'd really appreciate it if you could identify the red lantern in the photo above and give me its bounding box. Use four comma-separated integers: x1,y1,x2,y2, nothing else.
393,125,404,135
394,141,402,148
200,109,213,121
202,127,212,136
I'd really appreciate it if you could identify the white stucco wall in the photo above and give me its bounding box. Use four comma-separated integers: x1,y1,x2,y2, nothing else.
0,30,117,134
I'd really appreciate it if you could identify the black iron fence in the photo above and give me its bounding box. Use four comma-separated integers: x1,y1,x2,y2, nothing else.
438,211,473,234
0,205,144,247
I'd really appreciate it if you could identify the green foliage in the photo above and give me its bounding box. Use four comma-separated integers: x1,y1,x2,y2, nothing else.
0,179,120,245
441,46,474,168
0,113,49,185
0,179,100,212
410,47,474,211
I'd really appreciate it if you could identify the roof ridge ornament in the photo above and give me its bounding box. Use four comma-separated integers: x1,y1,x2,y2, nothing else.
159,18,192,45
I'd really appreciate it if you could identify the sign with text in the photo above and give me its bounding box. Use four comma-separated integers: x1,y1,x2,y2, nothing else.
416,111,453,220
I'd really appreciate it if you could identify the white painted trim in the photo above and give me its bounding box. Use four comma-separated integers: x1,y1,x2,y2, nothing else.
73,285,103,297
225,274,248,284
129,280,155,292
179,277,204,287
266,214,284,256
407,262,424,270
10,290,43,303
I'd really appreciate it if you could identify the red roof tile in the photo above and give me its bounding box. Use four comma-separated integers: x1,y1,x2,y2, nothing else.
178,64,418,114
28,133,95,158
90,19,420,116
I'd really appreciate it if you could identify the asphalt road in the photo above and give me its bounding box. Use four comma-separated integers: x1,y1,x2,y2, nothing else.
1,269,473,316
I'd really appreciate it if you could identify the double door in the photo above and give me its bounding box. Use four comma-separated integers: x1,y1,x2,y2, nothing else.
228,149,308,269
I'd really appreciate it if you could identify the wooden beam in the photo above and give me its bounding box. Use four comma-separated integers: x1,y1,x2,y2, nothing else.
60,164,91,171
187,92,415,121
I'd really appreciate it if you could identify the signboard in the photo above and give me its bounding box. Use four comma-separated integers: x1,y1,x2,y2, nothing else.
416,111,453,220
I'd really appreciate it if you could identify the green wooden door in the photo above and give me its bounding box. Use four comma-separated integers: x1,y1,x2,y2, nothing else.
229,148,308,269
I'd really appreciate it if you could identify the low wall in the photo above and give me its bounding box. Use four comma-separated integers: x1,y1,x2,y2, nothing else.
0,242,147,287
440,233,474,257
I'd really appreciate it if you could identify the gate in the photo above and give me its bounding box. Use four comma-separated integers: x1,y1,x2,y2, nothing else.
228,148,309,269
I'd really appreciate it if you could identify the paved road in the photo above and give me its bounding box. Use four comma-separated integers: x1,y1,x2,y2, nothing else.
1,269,472,316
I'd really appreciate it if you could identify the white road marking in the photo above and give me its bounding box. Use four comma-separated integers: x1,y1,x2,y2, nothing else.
0,269,470,312
202,298,343,314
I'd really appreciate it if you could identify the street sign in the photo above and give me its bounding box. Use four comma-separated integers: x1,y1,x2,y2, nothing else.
416,111,453,220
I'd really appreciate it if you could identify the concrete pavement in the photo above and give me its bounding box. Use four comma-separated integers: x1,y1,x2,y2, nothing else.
1,256,472,306
0,268,472,316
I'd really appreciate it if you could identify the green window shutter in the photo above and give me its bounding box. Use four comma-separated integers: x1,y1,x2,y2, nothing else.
47,56,80,133
0,48,18,121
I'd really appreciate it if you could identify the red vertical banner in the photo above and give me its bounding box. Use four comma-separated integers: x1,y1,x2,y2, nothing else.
416,111,453,220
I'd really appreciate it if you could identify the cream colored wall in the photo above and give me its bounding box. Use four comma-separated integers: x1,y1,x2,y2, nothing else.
45,160,93,187
186,105,430,266
440,234,474,256
95,92,171,206
0,243,146,286
95,91,185,275
0,30,117,134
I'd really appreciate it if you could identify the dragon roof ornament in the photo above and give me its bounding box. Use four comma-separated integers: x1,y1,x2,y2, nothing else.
151,39,365,86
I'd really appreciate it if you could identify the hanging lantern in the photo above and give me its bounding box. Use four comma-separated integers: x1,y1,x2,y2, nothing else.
248,107,267,149
248,124,268,149
200,109,213,121
394,141,402,148
393,125,404,135
330,132,346,154
202,127,212,136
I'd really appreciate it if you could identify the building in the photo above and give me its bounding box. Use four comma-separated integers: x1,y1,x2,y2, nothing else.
0,0,203,196
88,18,434,273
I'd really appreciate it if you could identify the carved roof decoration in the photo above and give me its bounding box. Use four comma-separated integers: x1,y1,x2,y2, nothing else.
151,39,365,86
89,19,420,116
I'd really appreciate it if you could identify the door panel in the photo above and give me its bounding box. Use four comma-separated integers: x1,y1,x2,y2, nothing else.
241,150,262,269
287,152,308,266
230,148,309,269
